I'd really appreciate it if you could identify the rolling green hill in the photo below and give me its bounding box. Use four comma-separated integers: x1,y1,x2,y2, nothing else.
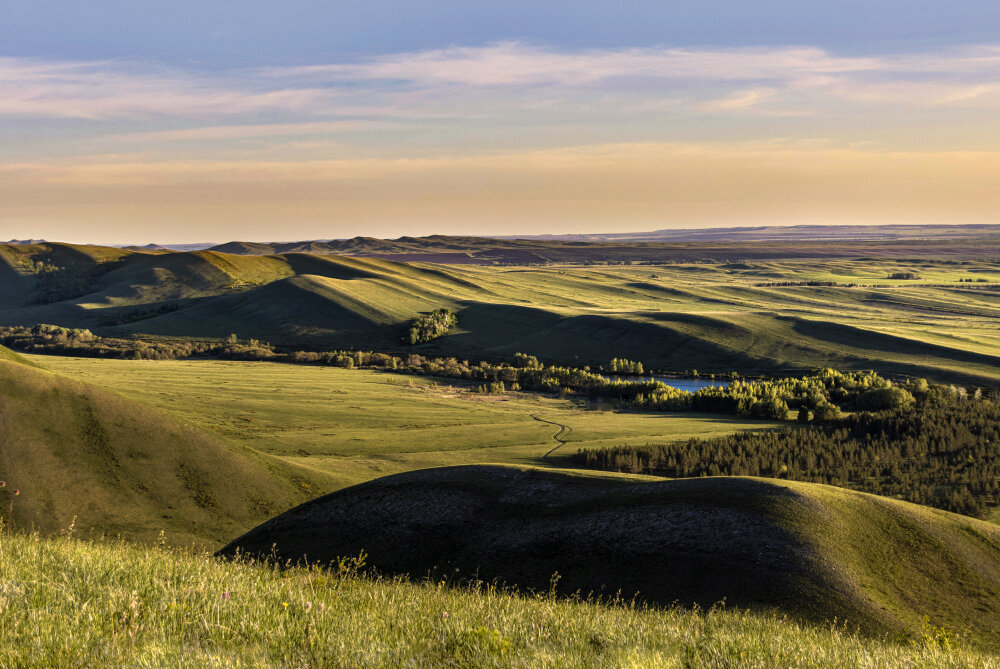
3,242,1000,384
220,464,1000,649
0,346,330,546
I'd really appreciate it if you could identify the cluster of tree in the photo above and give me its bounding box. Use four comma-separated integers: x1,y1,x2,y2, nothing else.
958,277,992,283
753,281,904,289
887,272,922,280
512,352,542,369
216,333,279,360
631,368,929,422
474,381,515,394
0,324,214,360
607,358,644,374
287,348,399,369
572,394,999,518
403,309,458,345
0,325,279,361
2,325,953,423
753,281,841,287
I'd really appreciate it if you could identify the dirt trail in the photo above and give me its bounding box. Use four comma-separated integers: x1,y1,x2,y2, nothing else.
530,415,572,460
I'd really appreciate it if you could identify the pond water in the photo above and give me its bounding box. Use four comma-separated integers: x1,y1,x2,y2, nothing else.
602,376,728,392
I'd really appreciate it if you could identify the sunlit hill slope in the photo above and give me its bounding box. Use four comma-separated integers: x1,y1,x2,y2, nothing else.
0,346,330,546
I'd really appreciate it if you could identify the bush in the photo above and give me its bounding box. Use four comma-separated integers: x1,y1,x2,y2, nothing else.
856,387,915,411
404,309,458,345
813,402,842,423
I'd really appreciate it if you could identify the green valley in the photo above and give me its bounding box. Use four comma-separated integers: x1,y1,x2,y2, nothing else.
31,355,780,494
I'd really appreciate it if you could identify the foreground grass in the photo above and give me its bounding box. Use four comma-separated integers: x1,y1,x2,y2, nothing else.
0,532,996,668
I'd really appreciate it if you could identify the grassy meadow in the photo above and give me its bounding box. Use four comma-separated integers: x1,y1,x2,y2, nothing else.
2,531,996,669
33,355,779,492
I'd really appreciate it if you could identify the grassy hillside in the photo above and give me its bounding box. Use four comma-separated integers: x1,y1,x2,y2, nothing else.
5,532,995,668
34,356,779,491
4,243,1000,383
0,348,332,546
0,343,41,367
220,465,1000,650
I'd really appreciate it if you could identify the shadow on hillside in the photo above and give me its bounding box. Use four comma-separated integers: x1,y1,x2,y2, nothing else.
786,317,1000,367
216,467,877,635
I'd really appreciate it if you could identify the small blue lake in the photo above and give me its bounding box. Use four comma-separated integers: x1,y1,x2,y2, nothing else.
602,376,728,392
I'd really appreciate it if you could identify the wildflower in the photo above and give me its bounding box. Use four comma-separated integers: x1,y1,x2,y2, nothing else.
442,611,450,620
319,603,326,612
222,592,231,601
304,601,312,612
12,490,18,496
282,602,289,608
0,481,5,487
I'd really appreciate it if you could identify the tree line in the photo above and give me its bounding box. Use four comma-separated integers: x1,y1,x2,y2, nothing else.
0,324,960,423
572,395,1000,518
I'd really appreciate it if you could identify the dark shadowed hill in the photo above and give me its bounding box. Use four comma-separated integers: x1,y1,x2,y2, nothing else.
219,464,1000,649
0,346,331,546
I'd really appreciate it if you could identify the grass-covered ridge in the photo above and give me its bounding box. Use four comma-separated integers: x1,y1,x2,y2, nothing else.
220,464,1000,650
2,531,997,668
0,346,331,546
0,342,42,368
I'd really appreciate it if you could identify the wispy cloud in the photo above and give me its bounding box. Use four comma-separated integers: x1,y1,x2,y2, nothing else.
111,120,385,142
5,42,1000,125
268,43,883,86
697,87,810,116
0,58,328,119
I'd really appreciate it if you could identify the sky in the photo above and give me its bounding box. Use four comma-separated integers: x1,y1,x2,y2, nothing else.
2,1,1000,244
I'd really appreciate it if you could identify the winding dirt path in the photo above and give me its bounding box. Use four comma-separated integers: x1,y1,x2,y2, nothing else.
530,414,572,460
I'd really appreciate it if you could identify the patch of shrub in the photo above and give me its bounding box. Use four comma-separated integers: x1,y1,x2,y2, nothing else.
404,309,457,345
